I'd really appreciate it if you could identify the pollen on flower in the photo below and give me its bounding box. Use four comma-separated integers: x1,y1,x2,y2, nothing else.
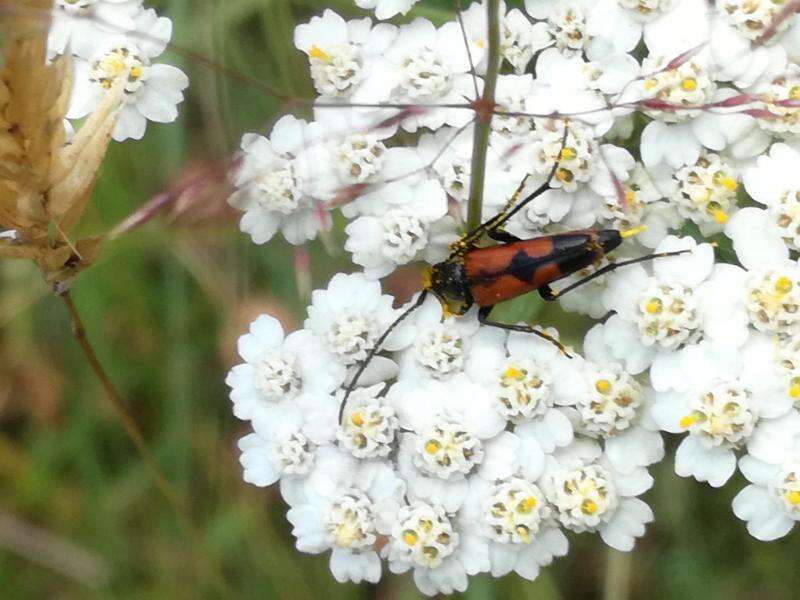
595,379,612,393
746,267,800,336
425,440,441,454
309,45,331,62
308,42,364,97
776,277,793,294
683,382,758,448
389,503,458,568
414,422,484,478
497,358,553,421
635,281,700,349
640,56,713,123
546,464,619,532
754,72,800,134
775,463,800,516
483,479,550,545
89,46,148,101
671,154,739,226
530,121,598,193
338,394,399,459
645,299,662,314
323,492,377,550
681,78,697,92
579,367,643,438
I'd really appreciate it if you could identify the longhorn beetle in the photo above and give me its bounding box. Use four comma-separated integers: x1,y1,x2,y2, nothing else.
338,126,690,423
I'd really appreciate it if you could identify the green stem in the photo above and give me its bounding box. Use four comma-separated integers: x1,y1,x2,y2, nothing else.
466,0,501,232
602,549,633,600
60,291,231,598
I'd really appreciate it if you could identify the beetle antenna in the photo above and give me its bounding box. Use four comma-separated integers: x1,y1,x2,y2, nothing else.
549,248,692,299
338,289,429,425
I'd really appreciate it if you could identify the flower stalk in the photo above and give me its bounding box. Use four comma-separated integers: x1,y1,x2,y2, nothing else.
466,0,501,232
602,549,632,600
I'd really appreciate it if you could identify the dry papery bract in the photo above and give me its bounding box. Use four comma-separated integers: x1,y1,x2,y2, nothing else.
0,0,122,290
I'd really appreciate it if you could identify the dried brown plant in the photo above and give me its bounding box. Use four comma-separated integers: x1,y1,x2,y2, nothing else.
0,0,122,290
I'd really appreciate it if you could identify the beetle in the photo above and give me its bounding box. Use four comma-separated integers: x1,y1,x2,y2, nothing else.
338,138,689,423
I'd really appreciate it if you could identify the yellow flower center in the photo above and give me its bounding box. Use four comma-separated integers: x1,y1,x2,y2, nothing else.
350,411,364,427
504,366,523,380
595,379,612,394
681,77,697,91
790,378,800,400
403,530,418,545
425,440,441,455
309,45,332,63
775,276,793,295
712,209,730,224
581,499,598,515
790,85,800,101
517,496,537,513
560,147,577,160
645,298,663,314
786,491,800,505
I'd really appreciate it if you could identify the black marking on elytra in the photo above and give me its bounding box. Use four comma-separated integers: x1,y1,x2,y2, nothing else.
508,249,539,282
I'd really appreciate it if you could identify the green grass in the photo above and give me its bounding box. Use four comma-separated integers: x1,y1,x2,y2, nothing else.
2,1,800,598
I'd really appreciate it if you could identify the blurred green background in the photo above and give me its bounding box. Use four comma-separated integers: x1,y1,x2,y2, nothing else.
2,0,799,598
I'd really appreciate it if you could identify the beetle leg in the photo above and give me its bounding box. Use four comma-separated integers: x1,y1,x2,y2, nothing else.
478,306,572,358
487,227,521,243
457,125,570,250
538,285,557,301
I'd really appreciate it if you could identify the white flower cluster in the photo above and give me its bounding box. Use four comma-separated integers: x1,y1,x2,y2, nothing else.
48,0,189,141
225,0,800,594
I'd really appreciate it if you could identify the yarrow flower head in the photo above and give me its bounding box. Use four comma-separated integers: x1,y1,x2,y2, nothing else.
228,117,333,246
65,9,189,141
216,0,800,594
